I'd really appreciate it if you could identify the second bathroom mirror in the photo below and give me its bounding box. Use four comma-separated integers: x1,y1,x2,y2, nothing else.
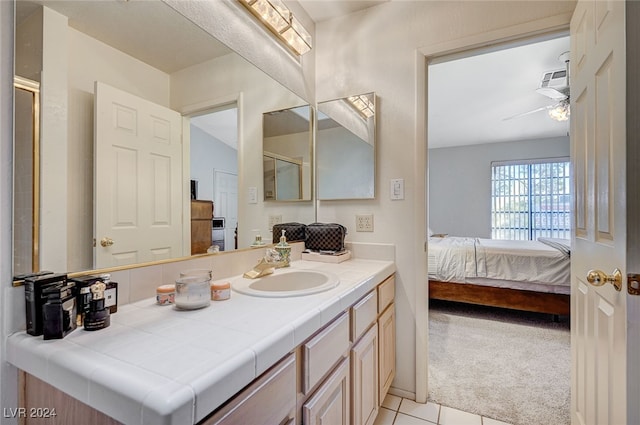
316,93,376,200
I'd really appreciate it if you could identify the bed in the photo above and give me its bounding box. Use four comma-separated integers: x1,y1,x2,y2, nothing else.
428,236,571,315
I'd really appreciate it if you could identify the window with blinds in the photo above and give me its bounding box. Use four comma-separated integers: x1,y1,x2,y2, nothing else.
491,158,571,240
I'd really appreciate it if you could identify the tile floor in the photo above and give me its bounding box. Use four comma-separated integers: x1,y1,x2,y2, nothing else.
374,394,513,425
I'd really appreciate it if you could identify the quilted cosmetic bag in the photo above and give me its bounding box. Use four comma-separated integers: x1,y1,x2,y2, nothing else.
305,223,347,252
272,222,307,243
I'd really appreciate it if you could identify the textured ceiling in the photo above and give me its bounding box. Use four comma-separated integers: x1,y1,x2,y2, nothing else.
297,0,388,22
18,0,232,74
428,35,571,149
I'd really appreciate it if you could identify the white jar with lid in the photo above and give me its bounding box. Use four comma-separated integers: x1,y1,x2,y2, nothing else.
156,284,175,305
211,281,231,301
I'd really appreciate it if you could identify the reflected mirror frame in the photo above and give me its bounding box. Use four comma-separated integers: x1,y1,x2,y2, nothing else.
316,92,376,201
262,104,314,202
13,76,41,283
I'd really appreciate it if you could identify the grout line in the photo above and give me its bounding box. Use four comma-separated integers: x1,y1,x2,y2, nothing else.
388,397,500,425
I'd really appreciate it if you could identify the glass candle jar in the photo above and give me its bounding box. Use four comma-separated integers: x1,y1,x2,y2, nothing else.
174,276,210,310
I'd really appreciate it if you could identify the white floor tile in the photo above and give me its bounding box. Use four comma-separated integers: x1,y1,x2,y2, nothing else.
483,417,513,425
398,399,440,423
373,407,396,425
439,405,482,425
394,412,436,425
382,394,402,411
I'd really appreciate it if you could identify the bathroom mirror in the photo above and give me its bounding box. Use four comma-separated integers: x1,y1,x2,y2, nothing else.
262,105,313,201
13,0,314,274
316,93,376,200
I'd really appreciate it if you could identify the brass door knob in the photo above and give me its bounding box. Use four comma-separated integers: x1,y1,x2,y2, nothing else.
100,237,114,248
586,268,622,291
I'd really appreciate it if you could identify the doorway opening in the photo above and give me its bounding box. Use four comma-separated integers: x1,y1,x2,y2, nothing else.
188,105,239,252
426,33,571,425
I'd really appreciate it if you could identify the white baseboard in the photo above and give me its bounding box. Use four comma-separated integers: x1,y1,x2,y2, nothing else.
387,386,416,401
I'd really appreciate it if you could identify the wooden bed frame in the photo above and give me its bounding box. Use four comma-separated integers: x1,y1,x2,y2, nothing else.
429,280,570,316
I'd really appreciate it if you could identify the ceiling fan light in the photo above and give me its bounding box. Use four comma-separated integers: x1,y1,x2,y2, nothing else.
548,103,570,122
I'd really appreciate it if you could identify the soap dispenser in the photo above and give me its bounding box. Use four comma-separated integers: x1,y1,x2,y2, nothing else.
274,229,291,267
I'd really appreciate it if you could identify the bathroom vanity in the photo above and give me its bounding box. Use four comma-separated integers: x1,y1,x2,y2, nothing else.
8,258,395,425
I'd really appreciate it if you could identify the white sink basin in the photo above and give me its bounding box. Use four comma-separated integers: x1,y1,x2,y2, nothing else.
231,269,340,297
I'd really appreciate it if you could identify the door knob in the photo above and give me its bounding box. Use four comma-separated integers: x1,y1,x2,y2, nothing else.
100,237,114,248
586,268,622,291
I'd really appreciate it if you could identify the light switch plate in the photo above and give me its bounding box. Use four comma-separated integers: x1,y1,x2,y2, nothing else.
248,187,258,204
390,178,404,200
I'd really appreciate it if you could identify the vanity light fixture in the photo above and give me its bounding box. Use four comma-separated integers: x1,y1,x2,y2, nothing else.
347,94,375,118
548,100,570,122
238,0,312,56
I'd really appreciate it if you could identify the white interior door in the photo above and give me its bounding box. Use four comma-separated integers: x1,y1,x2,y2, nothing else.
214,170,238,250
94,81,183,268
570,1,629,424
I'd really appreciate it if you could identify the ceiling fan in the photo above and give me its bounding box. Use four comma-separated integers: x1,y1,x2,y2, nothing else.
504,51,570,122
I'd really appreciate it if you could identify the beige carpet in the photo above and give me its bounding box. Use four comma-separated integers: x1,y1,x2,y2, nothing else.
428,300,570,425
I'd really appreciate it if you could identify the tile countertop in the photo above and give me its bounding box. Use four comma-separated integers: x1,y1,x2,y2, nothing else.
7,258,395,425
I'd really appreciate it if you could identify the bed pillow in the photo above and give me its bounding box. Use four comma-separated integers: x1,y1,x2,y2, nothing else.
428,227,434,237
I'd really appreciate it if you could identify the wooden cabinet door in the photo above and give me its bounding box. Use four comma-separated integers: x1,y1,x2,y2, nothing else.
190,200,213,254
351,323,379,425
378,304,395,403
303,358,350,425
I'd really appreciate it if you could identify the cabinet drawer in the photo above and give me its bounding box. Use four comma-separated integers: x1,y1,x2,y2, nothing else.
204,354,296,425
302,312,350,394
377,276,395,313
302,357,350,425
350,291,377,342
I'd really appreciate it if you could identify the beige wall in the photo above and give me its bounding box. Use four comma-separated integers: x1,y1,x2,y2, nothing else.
170,53,315,248
314,0,576,397
67,26,171,272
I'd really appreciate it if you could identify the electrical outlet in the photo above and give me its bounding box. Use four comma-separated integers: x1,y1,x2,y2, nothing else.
268,214,282,230
356,214,374,232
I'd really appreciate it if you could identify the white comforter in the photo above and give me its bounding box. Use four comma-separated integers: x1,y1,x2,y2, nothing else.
428,236,570,287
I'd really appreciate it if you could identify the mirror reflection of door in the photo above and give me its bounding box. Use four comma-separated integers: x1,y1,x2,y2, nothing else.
94,82,183,268
276,158,302,200
214,170,238,251
263,156,276,200
263,153,302,201
13,77,40,276
190,106,238,251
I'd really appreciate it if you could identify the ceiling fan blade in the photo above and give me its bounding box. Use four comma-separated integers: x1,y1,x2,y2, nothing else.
502,105,552,121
